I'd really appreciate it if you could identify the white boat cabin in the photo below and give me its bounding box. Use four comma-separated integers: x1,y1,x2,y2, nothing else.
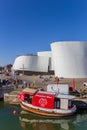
55,94,75,110
47,84,69,94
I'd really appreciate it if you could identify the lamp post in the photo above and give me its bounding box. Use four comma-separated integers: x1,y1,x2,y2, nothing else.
23,64,24,75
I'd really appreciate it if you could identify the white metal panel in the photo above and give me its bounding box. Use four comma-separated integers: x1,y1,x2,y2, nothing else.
37,51,54,70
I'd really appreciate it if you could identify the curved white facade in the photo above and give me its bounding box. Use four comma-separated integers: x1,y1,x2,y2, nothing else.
37,51,54,71
51,41,87,78
13,55,49,72
37,51,52,57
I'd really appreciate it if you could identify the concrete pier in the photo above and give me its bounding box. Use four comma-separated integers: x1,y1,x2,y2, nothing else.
0,86,14,99
4,88,23,105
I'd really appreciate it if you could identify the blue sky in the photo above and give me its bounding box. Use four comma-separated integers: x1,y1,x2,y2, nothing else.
0,0,87,66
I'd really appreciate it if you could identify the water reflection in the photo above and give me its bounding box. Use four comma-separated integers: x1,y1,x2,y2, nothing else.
1,100,87,130
19,110,87,130
19,111,78,130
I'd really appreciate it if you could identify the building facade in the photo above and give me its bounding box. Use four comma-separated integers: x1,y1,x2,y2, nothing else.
13,41,87,78
51,41,87,78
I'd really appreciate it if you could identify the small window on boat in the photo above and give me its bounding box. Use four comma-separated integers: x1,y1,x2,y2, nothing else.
54,98,60,108
24,94,29,102
68,100,72,108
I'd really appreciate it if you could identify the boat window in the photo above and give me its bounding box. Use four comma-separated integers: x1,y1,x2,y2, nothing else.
54,98,60,109
24,94,29,102
68,100,72,108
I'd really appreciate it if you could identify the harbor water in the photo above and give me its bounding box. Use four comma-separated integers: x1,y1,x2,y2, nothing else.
0,101,87,130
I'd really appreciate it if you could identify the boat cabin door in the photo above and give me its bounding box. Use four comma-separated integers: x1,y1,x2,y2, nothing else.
60,99,68,110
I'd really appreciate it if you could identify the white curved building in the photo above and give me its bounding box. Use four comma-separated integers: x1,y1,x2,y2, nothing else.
13,55,49,72
51,41,87,78
12,41,87,78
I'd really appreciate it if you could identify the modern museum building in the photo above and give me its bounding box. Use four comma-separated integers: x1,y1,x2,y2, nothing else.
13,41,87,78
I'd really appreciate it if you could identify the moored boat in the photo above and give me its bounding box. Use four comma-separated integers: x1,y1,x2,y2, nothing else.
18,88,76,117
